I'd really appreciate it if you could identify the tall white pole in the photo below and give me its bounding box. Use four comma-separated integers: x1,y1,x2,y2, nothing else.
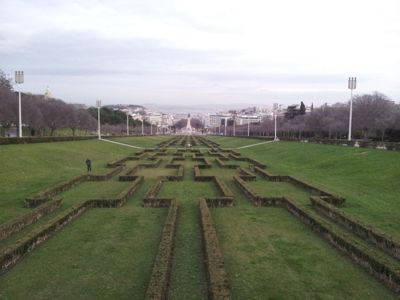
126,114,129,136
247,119,250,137
141,118,144,135
348,77,356,141
18,85,22,138
96,100,101,139
233,115,236,136
274,113,277,141
150,123,153,135
15,71,24,138
224,118,227,136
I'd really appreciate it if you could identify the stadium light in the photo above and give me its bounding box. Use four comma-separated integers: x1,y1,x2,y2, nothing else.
15,71,24,137
348,77,357,141
96,100,101,139
126,113,129,136
247,117,250,137
233,114,236,136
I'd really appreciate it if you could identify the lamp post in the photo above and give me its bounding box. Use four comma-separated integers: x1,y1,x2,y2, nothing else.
150,122,153,135
247,117,250,137
233,114,236,136
348,77,357,141
141,117,144,135
96,100,101,139
126,113,129,136
224,117,227,136
15,71,24,137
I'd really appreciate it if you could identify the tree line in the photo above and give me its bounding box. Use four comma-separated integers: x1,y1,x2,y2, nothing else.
0,70,148,136
229,93,400,141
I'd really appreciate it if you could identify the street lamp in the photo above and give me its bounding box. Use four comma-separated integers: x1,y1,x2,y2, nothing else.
233,114,236,137
224,117,227,136
15,71,24,137
141,116,144,135
96,100,101,139
348,77,357,141
126,113,129,136
247,117,250,137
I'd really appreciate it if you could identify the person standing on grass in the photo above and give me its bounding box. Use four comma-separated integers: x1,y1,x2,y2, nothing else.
86,158,92,172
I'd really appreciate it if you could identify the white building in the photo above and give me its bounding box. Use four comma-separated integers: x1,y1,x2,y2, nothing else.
236,115,262,125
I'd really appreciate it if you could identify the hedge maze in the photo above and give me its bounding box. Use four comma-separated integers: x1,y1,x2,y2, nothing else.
1,135,400,298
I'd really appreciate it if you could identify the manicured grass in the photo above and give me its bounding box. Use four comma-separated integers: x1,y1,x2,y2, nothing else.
1,136,398,298
249,180,311,206
207,136,264,148
213,207,397,299
110,136,171,147
212,137,400,239
159,181,217,299
0,207,166,299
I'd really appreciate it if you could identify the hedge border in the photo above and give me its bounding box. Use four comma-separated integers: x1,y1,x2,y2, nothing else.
0,199,62,242
199,198,231,299
252,166,345,206
144,201,178,299
311,196,400,261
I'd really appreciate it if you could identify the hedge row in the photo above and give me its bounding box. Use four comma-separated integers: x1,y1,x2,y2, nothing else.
238,168,256,181
25,166,124,207
0,201,91,273
311,196,400,260
165,166,184,181
214,177,234,198
215,158,239,169
244,157,266,169
89,176,143,208
205,197,234,208
283,138,400,152
25,174,88,207
199,198,231,299
139,158,162,168
228,153,247,161
194,167,214,182
144,178,165,199
252,166,345,206
1,176,145,273
282,197,400,294
144,200,177,299
0,136,97,145
0,199,62,242
233,175,283,207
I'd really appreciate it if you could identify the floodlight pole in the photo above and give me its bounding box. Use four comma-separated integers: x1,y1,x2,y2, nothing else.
15,71,24,138
274,111,277,141
233,114,236,136
224,117,227,136
96,100,101,139
247,118,250,137
348,77,357,141
126,113,129,136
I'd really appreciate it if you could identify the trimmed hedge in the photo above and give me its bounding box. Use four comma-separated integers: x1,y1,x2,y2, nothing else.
139,158,162,168
205,197,234,208
311,196,400,260
89,176,143,208
199,198,231,299
145,201,178,299
238,168,256,181
252,166,345,206
0,199,62,242
0,201,91,273
214,177,234,198
25,174,89,207
282,197,400,293
0,136,96,145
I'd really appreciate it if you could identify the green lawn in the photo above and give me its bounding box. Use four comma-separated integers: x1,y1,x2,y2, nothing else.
211,137,400,239
0,139,136,223
213,207,397,299
0,136,398,298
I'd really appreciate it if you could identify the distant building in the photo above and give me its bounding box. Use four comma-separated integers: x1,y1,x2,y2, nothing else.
236,115,261,125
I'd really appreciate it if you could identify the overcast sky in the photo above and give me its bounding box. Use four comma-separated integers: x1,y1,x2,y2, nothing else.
1,0,399,109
